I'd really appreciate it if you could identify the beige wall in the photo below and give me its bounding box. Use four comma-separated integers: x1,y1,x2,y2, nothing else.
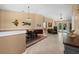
0,9,55,31
0,9,32,30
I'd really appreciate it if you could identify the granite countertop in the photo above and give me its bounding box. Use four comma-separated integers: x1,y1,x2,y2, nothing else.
63,34,79,48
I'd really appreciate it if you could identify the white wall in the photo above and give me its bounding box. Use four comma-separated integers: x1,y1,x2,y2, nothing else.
0,4,72,21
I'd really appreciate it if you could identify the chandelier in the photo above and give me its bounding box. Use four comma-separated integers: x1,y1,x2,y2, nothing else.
22,5,31,26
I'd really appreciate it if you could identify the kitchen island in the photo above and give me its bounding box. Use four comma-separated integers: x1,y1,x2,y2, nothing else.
0,30,26,54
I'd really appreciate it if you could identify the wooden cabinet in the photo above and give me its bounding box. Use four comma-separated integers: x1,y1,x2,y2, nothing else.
72,5,79,35
72,5,79,15
64,45,79,54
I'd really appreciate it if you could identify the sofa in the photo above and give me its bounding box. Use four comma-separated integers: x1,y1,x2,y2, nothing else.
48,26,57,34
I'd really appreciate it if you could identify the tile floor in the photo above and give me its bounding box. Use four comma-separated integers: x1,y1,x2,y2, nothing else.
23,32,65,54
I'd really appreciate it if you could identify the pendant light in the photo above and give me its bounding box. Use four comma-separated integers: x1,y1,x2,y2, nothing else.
60,13,63,19
26,5,31,21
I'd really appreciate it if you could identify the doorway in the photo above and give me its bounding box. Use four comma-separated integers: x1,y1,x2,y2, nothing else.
56,20,69,33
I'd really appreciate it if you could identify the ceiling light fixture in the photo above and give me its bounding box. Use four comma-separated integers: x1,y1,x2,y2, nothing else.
26,5,31,21
60,13,63,19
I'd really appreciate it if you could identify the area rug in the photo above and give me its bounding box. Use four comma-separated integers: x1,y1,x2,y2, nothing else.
26,35,47,48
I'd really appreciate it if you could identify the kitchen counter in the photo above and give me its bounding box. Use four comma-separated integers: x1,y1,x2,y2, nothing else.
63,34,79,54
63,34,79,48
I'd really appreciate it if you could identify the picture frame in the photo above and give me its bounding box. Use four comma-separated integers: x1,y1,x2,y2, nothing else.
48,22,52,27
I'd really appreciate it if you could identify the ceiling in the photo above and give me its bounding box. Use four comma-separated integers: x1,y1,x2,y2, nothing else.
0,4,72,20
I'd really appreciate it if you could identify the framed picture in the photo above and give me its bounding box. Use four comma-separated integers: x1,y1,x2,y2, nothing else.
12,20,19,26
48,22,52,27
